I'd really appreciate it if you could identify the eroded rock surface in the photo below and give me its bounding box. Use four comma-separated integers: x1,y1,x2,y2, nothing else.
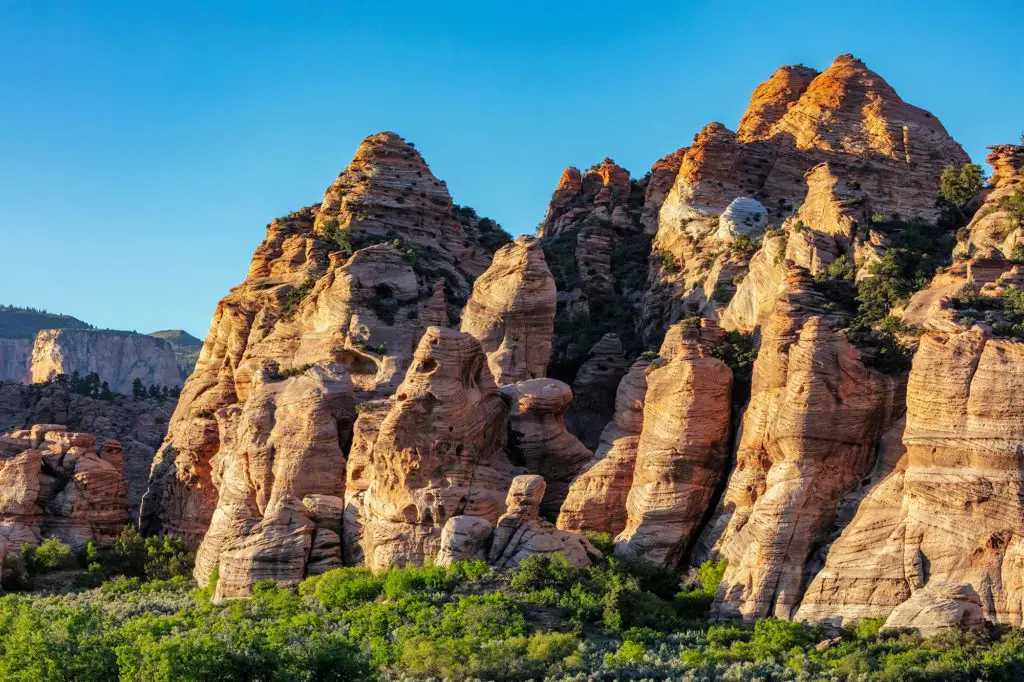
143,132,504,545
614,322,732,569
460,236,556,384
557,356,651,537
701,270,896,621
501,379,592,519
192,362,354,598
642,54,968,344
0,424,128,558
359,327,515,571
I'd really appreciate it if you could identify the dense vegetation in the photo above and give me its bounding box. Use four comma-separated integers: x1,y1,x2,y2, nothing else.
8,535,1024,681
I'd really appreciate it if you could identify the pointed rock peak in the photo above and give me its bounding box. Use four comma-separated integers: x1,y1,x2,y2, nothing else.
352,131,427,165
555,166,583,193
738,64,820,141
694,122,737,144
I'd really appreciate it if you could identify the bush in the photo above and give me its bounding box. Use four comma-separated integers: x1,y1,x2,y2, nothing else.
382,563,457,599
300,567,383,610
939,162,985,210
22,538,76,575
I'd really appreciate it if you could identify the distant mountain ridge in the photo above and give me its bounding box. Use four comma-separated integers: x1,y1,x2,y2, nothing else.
149,329,202,378
0,305,92,339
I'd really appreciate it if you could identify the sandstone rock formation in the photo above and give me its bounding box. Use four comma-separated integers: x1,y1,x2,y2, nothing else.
557,355,651,537
641,54,968,344
0,424,128,557
700,269,897,621
143,132,505,545
614,322,732,569
882,583,986,637
358,327,515,572
500,379,592,519
0,380,174,517
193,362,355,598
954,145,1024,260
795,323,1024,628
436,476,599,569
460,236,556,384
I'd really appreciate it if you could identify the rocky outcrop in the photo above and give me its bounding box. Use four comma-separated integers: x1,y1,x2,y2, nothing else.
460,236,556,384
0,380,174,517
641,54,968,344
501,379,592,519
0,424,128,556
700,269,896,621
955,145,1024,260
557,356,651,537
796,324,1024,628
193,362,355,598
0,339,32,384
359,327,515,571
882,583,986,637
143,132,503,545
149,329,203,379
614,322,732,569
436,476,599,569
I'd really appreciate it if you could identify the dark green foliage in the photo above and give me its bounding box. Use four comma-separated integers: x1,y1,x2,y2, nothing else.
730,234,760,260
1002,187,1024,226
73,526,195,584
541,228,582,292
658,249,680,273
706,331,756,411
953,285,1024,339
21,538,76,575
939,163,985,210
320,216,353,255
611,231,653,292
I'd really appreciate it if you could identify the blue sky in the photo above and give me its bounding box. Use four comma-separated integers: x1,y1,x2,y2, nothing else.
1,1,1021,337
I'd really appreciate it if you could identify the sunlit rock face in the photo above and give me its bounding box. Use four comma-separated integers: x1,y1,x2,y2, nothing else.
641,54,968,346
358,327,515,572
142,132,502,545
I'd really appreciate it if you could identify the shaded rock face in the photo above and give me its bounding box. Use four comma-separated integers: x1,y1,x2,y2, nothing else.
359,327,515,572
0,339,32,383
641,54,968,344
460,236,556,385
142,132,502,545
192,362,354,598
0,425,128,557
796,325,1024,628
500,379,592,519
564,333,630,450
538,157,665,381
557,356,651,537
699,270,896,621
614,322,733,569
436,476,599,569
29,330,181,395
0,381,174,519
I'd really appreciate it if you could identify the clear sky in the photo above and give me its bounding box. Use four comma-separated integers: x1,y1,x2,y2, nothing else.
1,1,1021,338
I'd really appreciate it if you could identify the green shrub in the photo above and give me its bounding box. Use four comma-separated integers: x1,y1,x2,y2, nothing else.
1002,187,1024,226
382,563,457,599
301,567,383,610
939,162,984,210
22,538,76,575
730,234,760,259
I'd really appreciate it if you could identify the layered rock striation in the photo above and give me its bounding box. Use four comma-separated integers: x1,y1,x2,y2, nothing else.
142,132,505,545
